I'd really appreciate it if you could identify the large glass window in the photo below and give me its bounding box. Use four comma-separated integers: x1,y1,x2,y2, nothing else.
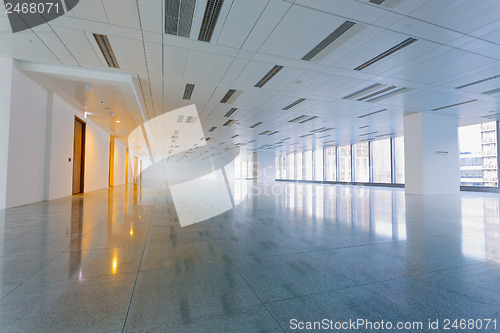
458,121,498,186
287,152,295,180
372,139,391,183
304,150,313,180
394,136,405,183
314,148,324,181
325,146,336,181
234,154,252,179
275,155,280,179
280,154,287,180
234,158,242,179
296,152,303,180
338,145,351,182
354,142,369,182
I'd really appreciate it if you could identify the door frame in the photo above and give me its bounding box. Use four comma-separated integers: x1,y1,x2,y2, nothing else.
73,116,86,194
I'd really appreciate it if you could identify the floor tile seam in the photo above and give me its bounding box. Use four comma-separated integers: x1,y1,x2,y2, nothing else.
122,197,159,331
225,248,286,333
261,284,357,305
137,259,231,273
434,270,500,297
299,241,395,254
368,244,488,268
0,249,64,302
18,270,138,286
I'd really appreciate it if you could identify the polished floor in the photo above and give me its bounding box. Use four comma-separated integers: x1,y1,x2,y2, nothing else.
0,181,499,332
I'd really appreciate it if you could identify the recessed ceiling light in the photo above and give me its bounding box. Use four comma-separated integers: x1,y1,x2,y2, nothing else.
99,101,105,104
25,39,32,44
115,120,120,123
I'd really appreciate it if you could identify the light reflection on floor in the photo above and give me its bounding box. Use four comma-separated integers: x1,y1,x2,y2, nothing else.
0,181,498,332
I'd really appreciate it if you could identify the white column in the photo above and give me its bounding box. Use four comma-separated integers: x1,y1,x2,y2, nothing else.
404,112,460,195
0,57,14,210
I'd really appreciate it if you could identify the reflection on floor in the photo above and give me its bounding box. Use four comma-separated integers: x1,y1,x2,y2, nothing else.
0,181,499,332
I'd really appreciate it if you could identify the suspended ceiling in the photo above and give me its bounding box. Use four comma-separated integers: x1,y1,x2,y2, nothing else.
1,0,500,154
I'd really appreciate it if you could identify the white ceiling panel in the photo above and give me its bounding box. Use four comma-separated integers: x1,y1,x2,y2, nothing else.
431,0,499,33
101,0,140,30
202,54,234,83
216,0,269,48
71,0,108,23
234,61,275,87
163,46,188,79
390,16,462,44
32,25,78,65
108,36,147,74
137,0,163,33
259,5,320,56
407,0,462,22
53,27,104,67
241,0,291,51
295,0,387,24
184,50,212,81
220,57,250,84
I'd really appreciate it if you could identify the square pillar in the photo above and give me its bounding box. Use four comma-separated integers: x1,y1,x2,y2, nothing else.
404,112,460,195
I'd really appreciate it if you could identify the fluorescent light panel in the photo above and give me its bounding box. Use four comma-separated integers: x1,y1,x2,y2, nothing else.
431,99,477,112
224,108,237,117
183,83,195,100
283,98,306,110
342,83,384,100
358,109,387,118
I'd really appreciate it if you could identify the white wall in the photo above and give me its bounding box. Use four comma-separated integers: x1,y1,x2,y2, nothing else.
84,122,110,193
5,65,48,208
404,112,460,195
113,140,127,186
0,57,14,210
0,58,119,208
48,94,78,200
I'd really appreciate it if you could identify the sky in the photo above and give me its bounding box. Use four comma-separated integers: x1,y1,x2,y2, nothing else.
458,123,482,153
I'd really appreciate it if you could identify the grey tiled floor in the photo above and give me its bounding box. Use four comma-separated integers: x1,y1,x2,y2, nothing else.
0,182,499,332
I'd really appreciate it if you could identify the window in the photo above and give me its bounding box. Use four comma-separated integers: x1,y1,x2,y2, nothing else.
354,142,369,182
296,152,303,180
304,150,313,180
458,121,498,186
234,157,242,179
372,139,391,183
338,145,351,182
234,154,252,179
325,146,336,181
394,136,405,183
314,148,324,181
280,154,287,180
287,152,295,180
275,155,281,179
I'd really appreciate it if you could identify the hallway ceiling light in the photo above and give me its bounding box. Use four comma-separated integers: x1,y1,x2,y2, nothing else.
342,83,385,100
358,108,387,118
220,89,242,103
456,74,500,89
250,121,263,128
365,87,411,102
224,108,238,117
356,86,397,101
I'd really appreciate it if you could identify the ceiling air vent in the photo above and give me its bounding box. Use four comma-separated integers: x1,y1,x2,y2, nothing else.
198,0,224,42
359,125,369,129
177,115,184,123
185,116,197,123
231,134,239,138
248,140,255,143
300,133,313,138
431,99,477,112
220,89,242,103
223,119,237,126
93,34,119,68
343,83,385,100
354,37,417,71
299,116,318,123
259,131,272,135
369,0,402,8
183,83,195,100
208,126,217,132
289,115,310,123
224,108,238,117
358,109,387,118
268,131,279,136
357,86,397,101
255,65,283,88
250,122,263,128
482,88,500,95
456,74,500,89
365,87,410,102
360,131,378,136
283,98,306,110
302,20,364,62
165,0,196,37
314,127,334,133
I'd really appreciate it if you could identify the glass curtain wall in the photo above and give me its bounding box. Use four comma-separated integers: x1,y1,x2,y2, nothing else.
354,142,369,182
372,139,392,183
304,150,313,180
287,152,295,180
394,136,405,183
314,148,324,181
338,145,352,182
325,147,336,181
458,121,498,186
296,152,303,180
